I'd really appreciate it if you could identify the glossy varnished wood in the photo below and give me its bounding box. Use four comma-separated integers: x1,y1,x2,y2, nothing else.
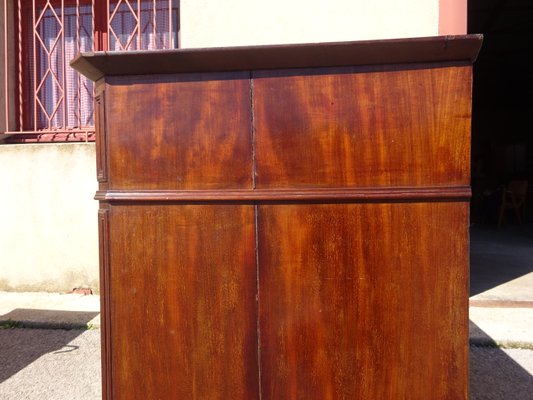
71,35,482,81
108,205,259,399
258,202,469,399
105,72,252,190
254,65,472,188
97,208,112,400
94,92,108,182
93,186,471,202
71,36,482,400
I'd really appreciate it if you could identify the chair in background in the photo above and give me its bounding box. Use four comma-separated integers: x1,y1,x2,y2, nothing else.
498,180,528,226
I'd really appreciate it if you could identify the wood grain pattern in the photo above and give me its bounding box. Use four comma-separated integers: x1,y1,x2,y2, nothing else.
94,186,471,202
254,65,472,188
105,72,252,190
94,92,108,183
76,37,480,400
258,202,469,400
97,208,112,400
108,205,259,400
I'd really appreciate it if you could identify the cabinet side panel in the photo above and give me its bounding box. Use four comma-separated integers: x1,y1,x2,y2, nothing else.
254,65,471,188
109,204,259,400
95,90,108,183
258,202,469,399
106,72,252,190
98,208,112,400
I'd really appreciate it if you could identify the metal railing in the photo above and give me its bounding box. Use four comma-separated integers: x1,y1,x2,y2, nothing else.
2,0,178,142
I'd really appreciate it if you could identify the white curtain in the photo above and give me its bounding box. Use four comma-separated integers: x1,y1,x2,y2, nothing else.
31,1,178,130
109,0,178,51
33,4,93,130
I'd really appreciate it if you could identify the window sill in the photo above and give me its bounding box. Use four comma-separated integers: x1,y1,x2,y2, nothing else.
2,131,95,143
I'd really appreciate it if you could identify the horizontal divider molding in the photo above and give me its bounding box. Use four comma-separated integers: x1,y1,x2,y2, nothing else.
95,186,471,202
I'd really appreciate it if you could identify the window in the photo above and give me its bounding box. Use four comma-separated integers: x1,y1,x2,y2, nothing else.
2,0,179,142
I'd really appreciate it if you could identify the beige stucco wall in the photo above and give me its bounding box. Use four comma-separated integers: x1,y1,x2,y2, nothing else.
0,143,99,292
180,0,440,48
0,1,5,132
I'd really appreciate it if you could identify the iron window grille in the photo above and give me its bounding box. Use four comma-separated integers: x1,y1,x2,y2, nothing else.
2,0,179,142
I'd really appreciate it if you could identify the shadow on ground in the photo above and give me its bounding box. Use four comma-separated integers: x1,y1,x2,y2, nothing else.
0,309,98,384
469,223,533,397
0,308,99,330
470,322,533,399
470,223,533,296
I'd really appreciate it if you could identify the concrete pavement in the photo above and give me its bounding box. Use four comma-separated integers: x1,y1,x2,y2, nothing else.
0,290,100,330
469,223,533,349
0,329,101,400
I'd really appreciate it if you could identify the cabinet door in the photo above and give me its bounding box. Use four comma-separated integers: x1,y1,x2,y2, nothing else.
107,204,259,400
105,72,253,190
257,202,468,400
253,66,471,189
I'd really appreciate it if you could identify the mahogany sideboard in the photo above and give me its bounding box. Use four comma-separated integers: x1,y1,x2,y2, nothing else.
72,35,482,400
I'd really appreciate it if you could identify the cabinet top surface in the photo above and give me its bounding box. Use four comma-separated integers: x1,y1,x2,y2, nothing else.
71,34,482,82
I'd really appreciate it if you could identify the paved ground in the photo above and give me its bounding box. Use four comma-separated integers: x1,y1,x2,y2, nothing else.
0,223,532,399
469,223,533,348
0,291,100,329
470,345,533,400
0,329,101,399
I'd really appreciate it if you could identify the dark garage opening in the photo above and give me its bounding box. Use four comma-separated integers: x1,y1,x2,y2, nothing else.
469,0,533,226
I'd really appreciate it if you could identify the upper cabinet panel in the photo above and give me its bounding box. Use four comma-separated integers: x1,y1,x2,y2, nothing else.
105,72,252,190
253,65,472,189
71,36,482,193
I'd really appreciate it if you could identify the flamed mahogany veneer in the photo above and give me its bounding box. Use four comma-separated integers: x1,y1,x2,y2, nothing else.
72,35,482,400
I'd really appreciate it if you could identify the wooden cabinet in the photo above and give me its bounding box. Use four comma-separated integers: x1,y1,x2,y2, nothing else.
73,35,482,400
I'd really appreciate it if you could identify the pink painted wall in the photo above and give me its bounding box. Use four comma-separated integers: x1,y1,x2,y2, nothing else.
439,0,467,34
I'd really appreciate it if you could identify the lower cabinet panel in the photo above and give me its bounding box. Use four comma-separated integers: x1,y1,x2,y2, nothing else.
107,204,259,400
104,202,468,399
257,202,469,400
